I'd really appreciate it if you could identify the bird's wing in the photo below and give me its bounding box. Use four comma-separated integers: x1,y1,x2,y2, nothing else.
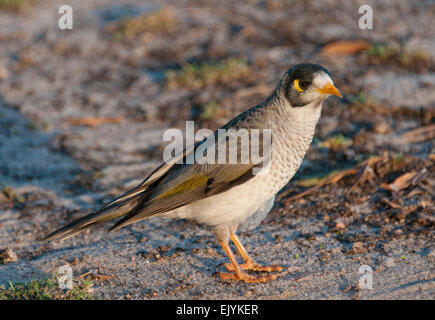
110,107,272,231
99,143,195,209
110,162,259,231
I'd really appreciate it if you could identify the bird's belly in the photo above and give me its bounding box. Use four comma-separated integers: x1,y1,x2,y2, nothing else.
162,176,266,226
163,149,304,227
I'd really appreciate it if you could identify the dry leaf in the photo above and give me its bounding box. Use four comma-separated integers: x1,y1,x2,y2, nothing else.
381,172,417,192
380,197,402,209
287,266,299,273
283,168,358,203
279,156,383,204
398,124,435,144
336,222,346,229
352,242,366,254
79,271,115,281
419,200,429,209
295,272,313,282
66,116,123,128
90,273,115,281
321,40,371,56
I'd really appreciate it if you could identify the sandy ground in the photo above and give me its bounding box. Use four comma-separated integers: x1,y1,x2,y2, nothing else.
0,0,434,299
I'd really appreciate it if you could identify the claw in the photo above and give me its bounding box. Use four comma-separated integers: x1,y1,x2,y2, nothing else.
215,270,284,283
222,262,284,273
215,234,288,284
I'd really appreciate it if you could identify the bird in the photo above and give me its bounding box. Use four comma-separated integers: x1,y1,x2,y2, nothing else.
44,63,342,283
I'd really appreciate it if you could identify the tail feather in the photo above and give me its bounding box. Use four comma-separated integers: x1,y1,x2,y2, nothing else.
43,198,140,241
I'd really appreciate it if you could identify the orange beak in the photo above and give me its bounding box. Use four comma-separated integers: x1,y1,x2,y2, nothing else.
317,83,342,98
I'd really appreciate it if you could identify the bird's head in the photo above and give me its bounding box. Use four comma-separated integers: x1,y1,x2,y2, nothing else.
280,63,342,107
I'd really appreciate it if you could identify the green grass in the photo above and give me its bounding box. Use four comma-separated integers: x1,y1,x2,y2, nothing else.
347,91,371,106
0,185,25,204
0,0,31,12
295,170,343,187
199,100,224,120
365,43,430,69
391,152,404,169
317,133,352,150
166,58,251,90
110,6,177,40
0,276,96,300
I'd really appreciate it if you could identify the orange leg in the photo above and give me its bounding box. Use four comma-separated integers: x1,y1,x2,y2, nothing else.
215,240,283,283
222,234,284,273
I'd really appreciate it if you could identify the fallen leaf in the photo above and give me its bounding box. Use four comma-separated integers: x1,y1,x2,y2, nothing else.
336,222,346,229
381,172,417,192
397,124,435,144
279,156,383,204
352,242,366,254
380,197,402,209
282,168,357,203
66,116,123,128
419,200,429,209
78,271,92,279
295,170,343,187
346,164,371,194
90,273,115,281
295,272,313,282
321,40,371,55
396,205,418,220
343,282,352,293
287,266,299,273
80,271,115,281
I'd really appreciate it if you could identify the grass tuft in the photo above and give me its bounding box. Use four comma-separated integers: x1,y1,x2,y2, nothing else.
365,43,430,70
199,100,226,121
0,276,96,300
1,185,25,204
166,58,252,90
0,0,31,12
317,133,352,150
110,7,177,41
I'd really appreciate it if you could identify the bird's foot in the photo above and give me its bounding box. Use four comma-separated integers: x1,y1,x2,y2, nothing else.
214,270,283,283
221,261,284,273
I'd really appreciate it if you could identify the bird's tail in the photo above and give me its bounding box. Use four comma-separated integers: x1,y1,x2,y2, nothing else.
43,197,141,242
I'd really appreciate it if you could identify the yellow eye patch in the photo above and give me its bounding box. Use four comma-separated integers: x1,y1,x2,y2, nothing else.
293,79,304,92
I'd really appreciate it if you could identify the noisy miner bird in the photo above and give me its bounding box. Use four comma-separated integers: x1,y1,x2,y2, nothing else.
45,63,342,283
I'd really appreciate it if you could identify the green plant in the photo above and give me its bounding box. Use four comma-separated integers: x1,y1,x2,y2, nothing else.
0,0,31,12
317,133,352,150
166,58,251,90
199,100,223,120
0,276,95,300
110,7,177,40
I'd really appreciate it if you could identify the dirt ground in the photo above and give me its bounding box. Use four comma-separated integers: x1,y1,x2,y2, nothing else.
0,0,434,299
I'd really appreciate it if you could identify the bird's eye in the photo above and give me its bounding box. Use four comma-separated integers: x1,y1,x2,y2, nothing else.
293,79,310,92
